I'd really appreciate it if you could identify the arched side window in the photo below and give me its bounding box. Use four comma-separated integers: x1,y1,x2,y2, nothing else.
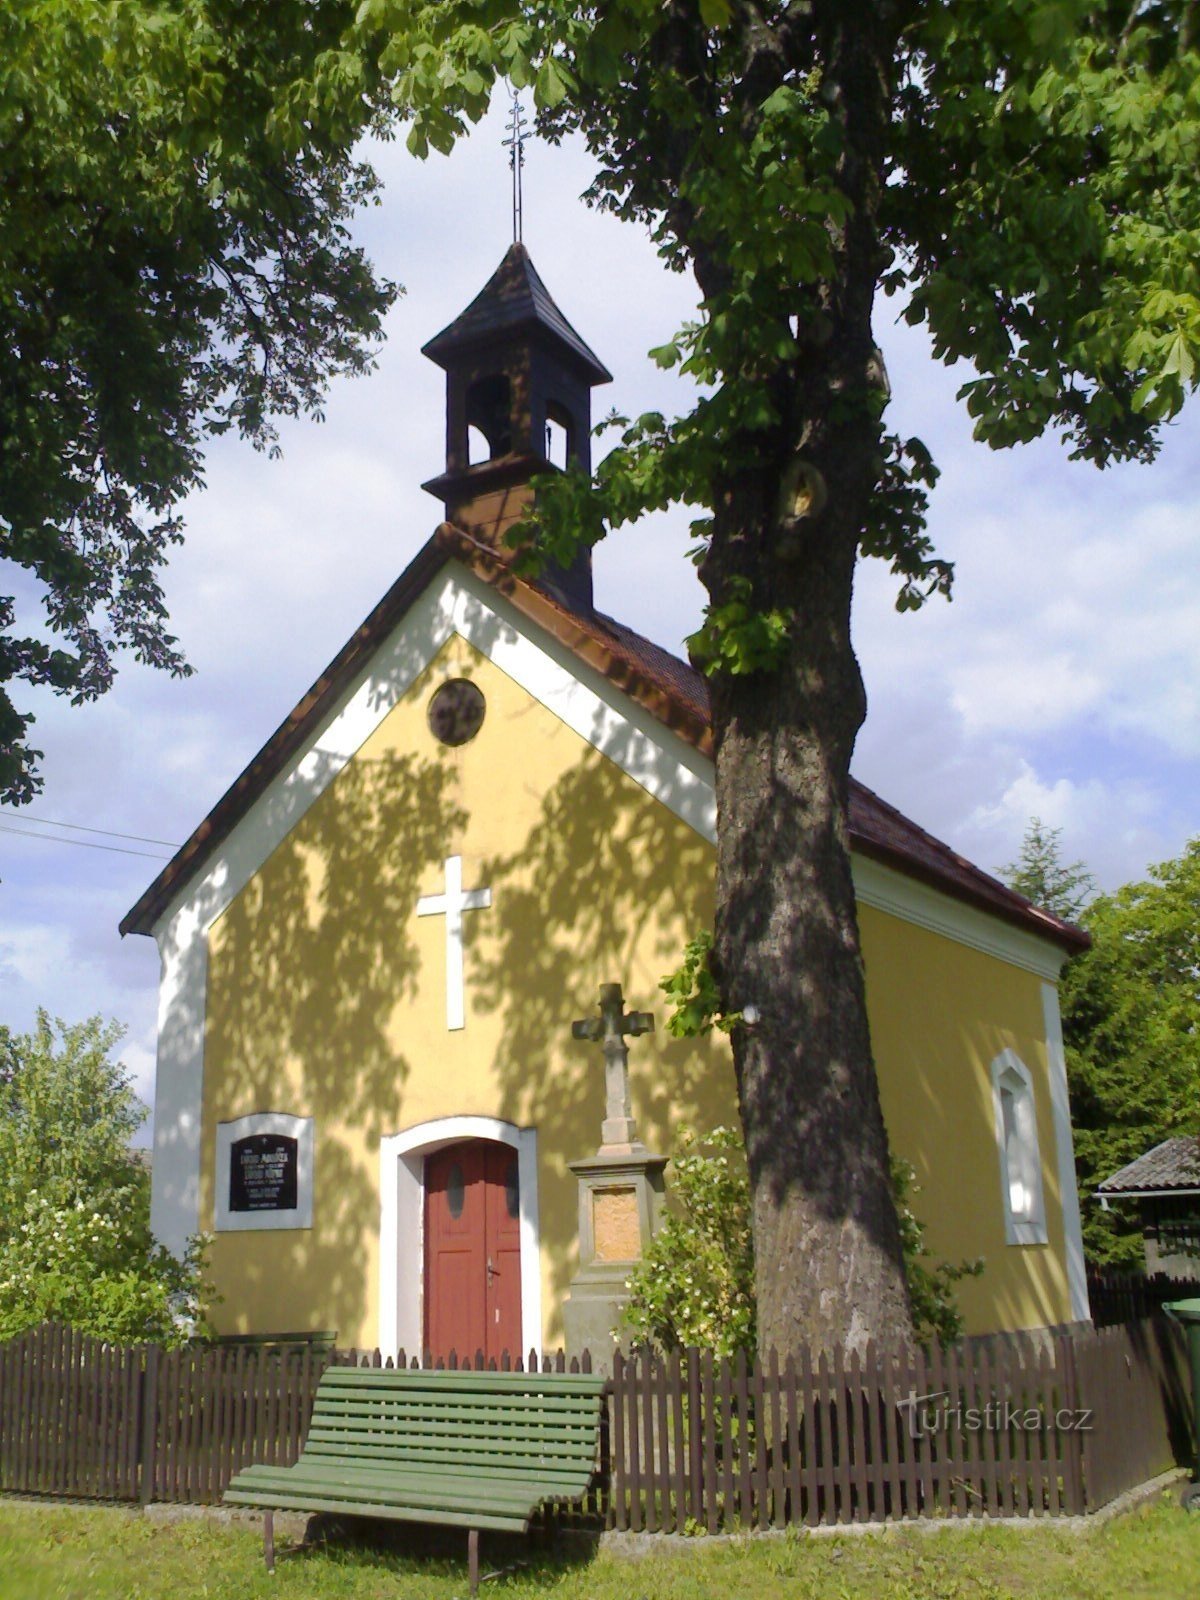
990,1051,1047,1246
465,374,512,461
544,399,574,468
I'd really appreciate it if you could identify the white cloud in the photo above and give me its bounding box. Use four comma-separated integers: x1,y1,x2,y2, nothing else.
0,924,62,991
961,762,1163,886
3,101,1199,1142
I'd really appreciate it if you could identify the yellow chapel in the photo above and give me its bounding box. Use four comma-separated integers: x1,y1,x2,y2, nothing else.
122,245,1092,1357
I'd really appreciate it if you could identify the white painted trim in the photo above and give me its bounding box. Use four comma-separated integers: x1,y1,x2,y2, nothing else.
378,1116,541,1363
214,1112,314,1232
1097,1187,1200,1201
416,854,492,1031
851,855,1070,982
1042,984,1090,1322
148,910,209,1257
990,1049,1049,1247
142,555,1076,1258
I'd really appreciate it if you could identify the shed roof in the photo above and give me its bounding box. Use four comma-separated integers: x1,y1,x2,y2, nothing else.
1097,1137,1200,1196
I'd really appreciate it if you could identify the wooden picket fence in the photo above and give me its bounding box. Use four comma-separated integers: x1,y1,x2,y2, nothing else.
0,1325,592,1506
0,1318,1192,1525
606,1318,1192,1529
1087,1268,1200,1328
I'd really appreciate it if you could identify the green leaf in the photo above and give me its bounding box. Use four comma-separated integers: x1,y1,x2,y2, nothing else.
534,56,570,109
1162,331,1196,386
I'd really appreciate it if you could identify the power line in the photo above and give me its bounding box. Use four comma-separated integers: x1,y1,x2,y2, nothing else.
0,823,173,862
0,812,179,849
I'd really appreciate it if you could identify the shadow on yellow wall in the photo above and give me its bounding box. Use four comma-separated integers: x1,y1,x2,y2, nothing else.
860,914,1071,1334
205,746,466,1340
471,745,725,1324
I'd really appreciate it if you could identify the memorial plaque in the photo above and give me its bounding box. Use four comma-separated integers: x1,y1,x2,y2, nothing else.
591,1186,642,1262
229,1133,299,1213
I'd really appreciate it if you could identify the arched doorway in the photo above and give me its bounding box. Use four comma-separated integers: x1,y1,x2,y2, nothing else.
424,1139,522,1362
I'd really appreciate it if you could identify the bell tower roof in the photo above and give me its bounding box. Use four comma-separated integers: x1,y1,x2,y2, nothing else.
422,243,612,384
421,243,610,611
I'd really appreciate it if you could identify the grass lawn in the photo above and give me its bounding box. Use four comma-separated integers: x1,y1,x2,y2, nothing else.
1,1494,1198,1600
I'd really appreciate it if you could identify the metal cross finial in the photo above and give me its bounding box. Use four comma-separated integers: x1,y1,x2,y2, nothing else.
503,89,527,243
572,982,654,1151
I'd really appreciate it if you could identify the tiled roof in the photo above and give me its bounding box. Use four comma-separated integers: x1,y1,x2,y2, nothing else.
422,243,612,383
120,524,1089,956
1098,1137,1200,1195
571,596,1085,952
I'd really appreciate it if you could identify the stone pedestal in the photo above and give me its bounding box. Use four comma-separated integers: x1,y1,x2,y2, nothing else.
562,1147,667,1372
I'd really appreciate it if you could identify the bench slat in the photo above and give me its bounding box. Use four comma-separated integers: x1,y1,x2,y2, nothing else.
313,1393,599,1420
224,1483,532,1533
232,1461,579,1509
296,1447,594,1486
304,1433,596,1464
318,1369,605,1396
312,1395,598,1420
307,1420,598,1446
306,1436,594,1463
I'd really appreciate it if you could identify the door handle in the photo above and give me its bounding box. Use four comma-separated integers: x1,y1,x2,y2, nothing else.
487,1256,495,1284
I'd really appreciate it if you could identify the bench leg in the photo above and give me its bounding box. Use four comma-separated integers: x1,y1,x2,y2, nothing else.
468,1527,480,1595
264,1508,275,1574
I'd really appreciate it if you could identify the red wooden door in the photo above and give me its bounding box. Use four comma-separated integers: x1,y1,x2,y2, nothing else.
424,1141,522,1362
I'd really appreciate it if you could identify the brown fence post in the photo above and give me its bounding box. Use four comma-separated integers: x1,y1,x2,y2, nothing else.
611,1350,627,1531
1056,1332,1085,1514
139,1344,160,1505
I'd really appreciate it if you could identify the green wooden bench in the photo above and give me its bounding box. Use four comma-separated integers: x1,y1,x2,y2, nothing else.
224,1365,608,1592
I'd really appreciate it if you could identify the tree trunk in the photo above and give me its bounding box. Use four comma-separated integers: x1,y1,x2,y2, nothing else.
705,521,913,1357
698,0,913,1356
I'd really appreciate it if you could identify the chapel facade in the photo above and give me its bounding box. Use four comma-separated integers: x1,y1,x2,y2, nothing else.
123,246,1092,1356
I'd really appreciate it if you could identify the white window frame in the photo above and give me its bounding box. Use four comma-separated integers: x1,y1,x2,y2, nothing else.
215,1112,314,1232
990,1051,1047,1246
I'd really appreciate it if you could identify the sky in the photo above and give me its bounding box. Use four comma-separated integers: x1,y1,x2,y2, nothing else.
2,100,1198,1129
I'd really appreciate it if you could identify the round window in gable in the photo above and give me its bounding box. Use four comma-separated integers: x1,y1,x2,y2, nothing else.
428,678,486,747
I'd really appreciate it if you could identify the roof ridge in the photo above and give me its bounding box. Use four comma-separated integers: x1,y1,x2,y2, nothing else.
120,528,1087,955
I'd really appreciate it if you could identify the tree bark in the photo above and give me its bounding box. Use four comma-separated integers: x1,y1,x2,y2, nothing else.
699,0,913,1356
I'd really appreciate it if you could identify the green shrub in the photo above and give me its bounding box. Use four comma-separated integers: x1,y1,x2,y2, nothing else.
622,1126,755,1358
623,1124,981,1354
0,1011,212,1346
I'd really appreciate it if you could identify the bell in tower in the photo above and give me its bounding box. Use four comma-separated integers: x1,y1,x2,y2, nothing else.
421,242,611,611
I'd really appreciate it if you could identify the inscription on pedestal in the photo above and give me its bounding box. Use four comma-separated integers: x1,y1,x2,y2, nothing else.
229,1133,299,1214
591,1185,642,1262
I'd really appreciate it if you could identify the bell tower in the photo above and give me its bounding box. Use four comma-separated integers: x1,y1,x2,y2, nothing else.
421,243,611,611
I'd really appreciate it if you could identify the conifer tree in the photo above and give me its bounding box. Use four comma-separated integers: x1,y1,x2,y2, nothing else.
1000,818,1095,924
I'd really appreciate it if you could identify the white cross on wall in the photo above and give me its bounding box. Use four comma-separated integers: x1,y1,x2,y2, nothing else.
416,855,492,1031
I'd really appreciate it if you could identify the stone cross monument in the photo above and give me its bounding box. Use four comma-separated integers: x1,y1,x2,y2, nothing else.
562,982,667,1366
570,981,654,1151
